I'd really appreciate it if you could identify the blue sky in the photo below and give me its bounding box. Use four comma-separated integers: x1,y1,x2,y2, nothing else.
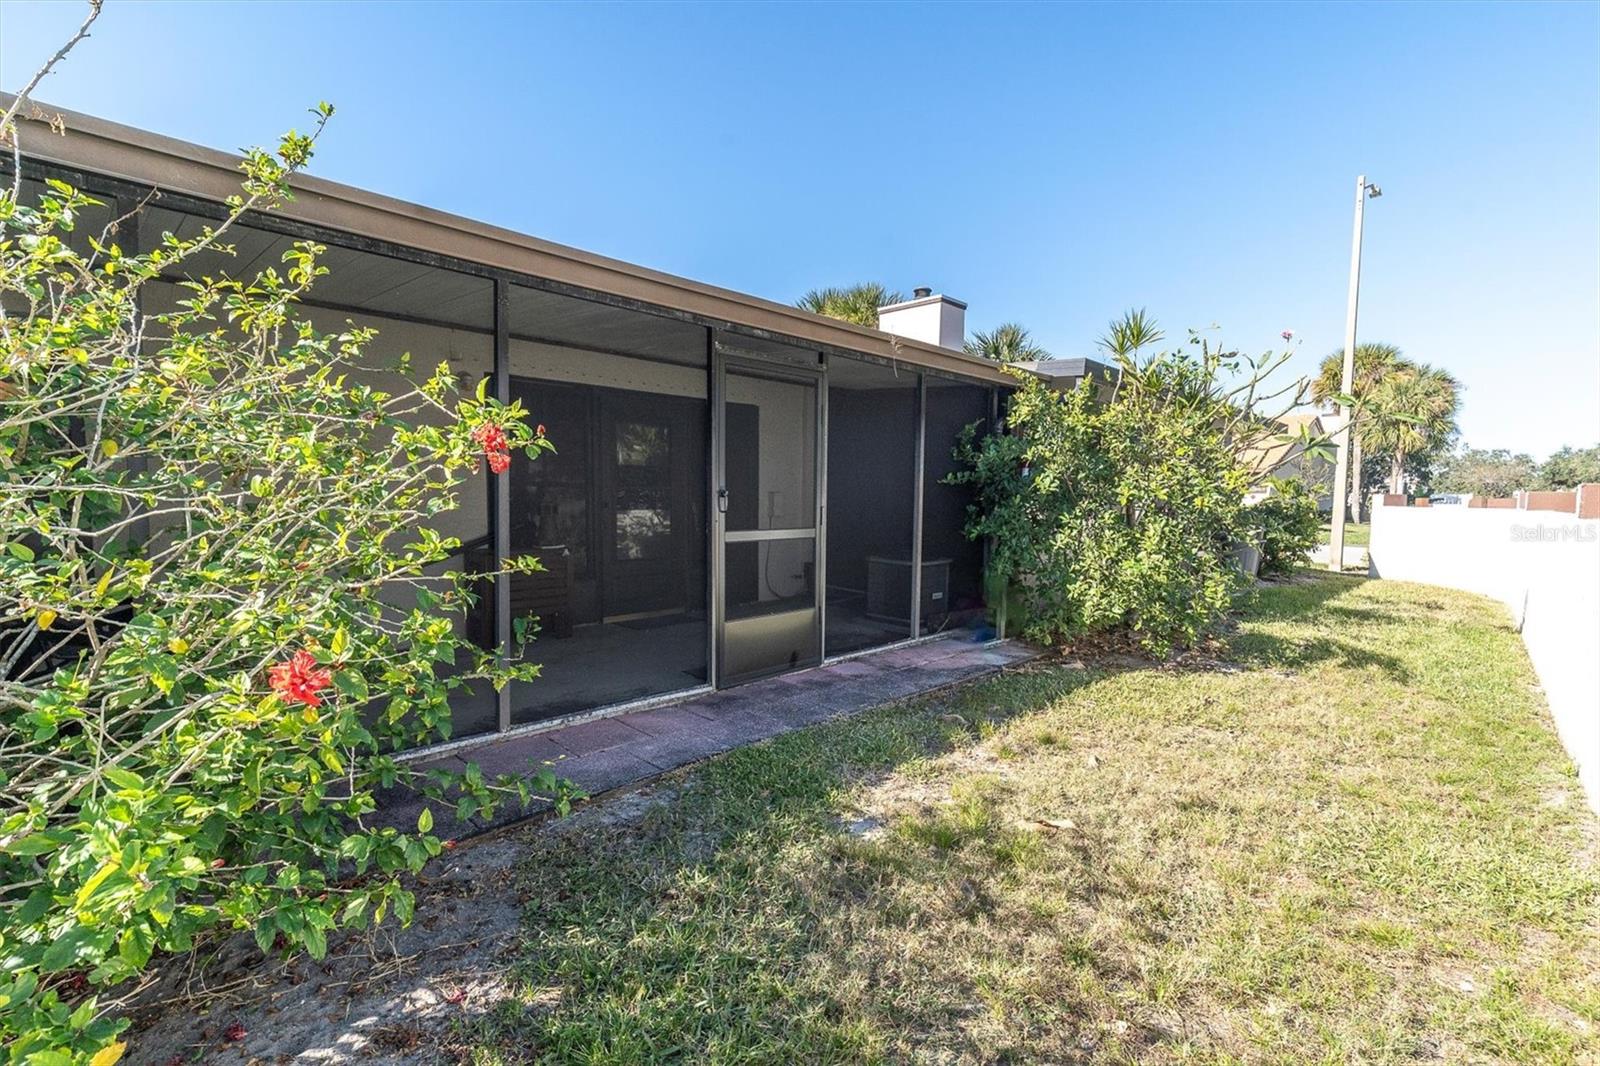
3,1,1596,457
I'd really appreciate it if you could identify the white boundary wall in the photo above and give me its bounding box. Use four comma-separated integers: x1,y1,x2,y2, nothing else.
1369,504,1600,814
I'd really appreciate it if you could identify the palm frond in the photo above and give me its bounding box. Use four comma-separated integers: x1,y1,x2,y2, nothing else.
1096,308,1164,360
796,283,904,328
965,322,1048,363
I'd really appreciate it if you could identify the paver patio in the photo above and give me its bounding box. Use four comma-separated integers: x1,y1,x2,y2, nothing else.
381,633,1040,839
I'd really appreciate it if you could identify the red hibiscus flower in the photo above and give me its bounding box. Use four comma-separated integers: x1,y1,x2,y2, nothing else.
268,649,334,708
472,423,508,452
472,422,512,475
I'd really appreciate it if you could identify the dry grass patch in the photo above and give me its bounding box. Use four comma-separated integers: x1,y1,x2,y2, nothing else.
458,574,1599,1064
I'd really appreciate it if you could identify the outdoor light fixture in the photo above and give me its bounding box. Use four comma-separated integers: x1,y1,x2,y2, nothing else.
1366,182,1383,199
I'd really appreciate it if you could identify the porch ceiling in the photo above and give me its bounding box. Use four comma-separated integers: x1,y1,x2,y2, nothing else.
6,94,1013,388
147,205,494,332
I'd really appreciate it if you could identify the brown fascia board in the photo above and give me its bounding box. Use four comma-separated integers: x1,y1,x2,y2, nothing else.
3,95,1011,387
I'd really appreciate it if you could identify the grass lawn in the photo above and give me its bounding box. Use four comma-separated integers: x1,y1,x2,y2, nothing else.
459,574,1598,1064
1320,520,1371,547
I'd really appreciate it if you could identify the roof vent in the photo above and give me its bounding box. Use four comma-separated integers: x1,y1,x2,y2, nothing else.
913,286,932,299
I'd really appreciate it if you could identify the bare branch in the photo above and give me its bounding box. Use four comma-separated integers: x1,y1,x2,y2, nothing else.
2,0,104,202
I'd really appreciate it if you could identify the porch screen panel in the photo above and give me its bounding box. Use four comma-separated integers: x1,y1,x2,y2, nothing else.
131,209,503,741
824,356,918,656
920,379,992,636
503,285,709,724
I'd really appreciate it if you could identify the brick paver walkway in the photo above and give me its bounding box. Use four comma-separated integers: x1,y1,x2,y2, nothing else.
383,633,1038,840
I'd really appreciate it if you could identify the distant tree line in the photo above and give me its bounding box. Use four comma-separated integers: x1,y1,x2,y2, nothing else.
799,287,1600,510
1430,444,1600,497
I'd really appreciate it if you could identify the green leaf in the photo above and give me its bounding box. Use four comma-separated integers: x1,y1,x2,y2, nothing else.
393,890,415,926
75,861,120,908
8,833,63,856
118,924,154,969
7,541,36,562
333,668,367,701
19,886,53,923
102,766,145,792
416,807,433,834
41,926,96,972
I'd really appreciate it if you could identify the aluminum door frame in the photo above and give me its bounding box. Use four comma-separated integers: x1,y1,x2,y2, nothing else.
711,339,827,687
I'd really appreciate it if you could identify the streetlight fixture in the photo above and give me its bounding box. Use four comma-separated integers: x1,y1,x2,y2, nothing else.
1328,175,1381,570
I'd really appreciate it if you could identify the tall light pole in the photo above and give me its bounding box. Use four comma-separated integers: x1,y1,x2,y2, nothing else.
1328,175,1381,570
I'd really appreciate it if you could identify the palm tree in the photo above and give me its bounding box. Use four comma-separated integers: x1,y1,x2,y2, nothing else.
796,283,904,329
1364,363,1461,493
1312,342,1401,520
965,322,1048,363
1097,307,1164,361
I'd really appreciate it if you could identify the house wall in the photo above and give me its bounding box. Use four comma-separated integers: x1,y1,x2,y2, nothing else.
1244,447,1335,512
1369,502,1600,814
509,339,704,400
140,278,496,547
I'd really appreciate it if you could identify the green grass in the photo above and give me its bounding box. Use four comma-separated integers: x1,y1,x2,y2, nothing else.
456,574,1599,1064
1320,520,1371,547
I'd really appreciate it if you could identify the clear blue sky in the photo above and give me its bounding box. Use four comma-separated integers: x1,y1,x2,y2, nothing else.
4,1,1596,457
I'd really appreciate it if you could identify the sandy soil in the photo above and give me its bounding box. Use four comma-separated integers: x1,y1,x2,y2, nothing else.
119,785,680,1065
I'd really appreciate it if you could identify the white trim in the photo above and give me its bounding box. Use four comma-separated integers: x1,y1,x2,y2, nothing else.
877,294,969,313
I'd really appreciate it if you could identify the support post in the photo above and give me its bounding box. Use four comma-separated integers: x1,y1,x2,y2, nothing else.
910,374,926,637
492,279,512,732
816,350,829,660
1328,174,1368,571
706,327,720,688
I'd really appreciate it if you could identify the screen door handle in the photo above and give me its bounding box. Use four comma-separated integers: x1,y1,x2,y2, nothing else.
717,486,729,514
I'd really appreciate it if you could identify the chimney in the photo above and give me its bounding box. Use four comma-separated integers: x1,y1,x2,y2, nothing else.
877,287,967,351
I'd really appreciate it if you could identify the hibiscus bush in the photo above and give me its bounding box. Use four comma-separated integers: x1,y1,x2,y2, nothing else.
0,102,575,1060
951,315,1306,654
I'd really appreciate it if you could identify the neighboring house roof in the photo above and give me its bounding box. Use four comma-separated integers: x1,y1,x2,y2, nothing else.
1278,411,1325,432
1013,356,1114,379
1,94,1014,387
1240,411,1327,480
1012,357,1118,394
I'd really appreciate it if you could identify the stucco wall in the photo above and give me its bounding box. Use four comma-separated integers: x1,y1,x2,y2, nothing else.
1369,503,1600,814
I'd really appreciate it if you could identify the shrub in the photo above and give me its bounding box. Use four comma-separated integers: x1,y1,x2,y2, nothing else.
1252,477,1323,576
0,108,574,1060
950,317,1304,655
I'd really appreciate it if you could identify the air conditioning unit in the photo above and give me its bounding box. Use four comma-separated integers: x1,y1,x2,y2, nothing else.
865,556,951,626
